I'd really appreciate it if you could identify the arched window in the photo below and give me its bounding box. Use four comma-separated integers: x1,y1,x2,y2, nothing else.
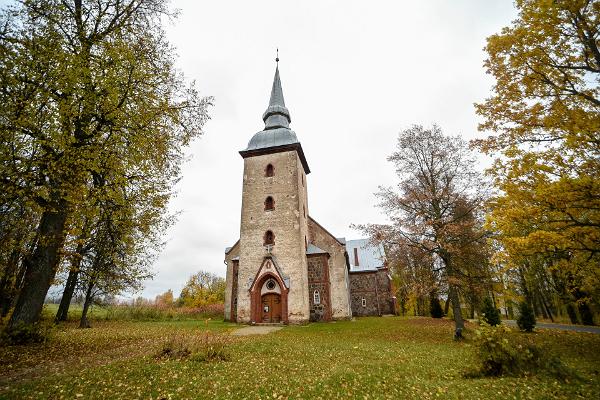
265,196,274,211
313,290,321,305
265,164,274,177
264,230,275,246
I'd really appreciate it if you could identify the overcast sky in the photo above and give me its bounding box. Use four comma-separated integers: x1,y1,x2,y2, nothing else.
129,0,519,299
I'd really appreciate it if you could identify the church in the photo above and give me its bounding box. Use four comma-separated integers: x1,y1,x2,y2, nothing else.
224,61,395,324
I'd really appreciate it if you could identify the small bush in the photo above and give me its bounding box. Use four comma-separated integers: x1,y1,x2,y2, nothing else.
155,332,231,363
467,322,575,380
1,322,52,345
155,336,193,360
429,297,443,318
517,301,536,332
480,297,501,326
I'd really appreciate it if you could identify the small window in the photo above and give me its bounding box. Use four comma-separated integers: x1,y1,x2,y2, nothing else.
264,230,275,246
265,196,274,211
303,205,306,218
314,290,321,305
266,279,276,290
265,164,274,177
354,248,360,266
361,298,366,307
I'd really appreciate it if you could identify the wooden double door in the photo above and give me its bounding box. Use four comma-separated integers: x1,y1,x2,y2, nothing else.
261,293,282,323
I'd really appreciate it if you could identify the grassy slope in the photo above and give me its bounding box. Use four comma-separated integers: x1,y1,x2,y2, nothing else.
1,317,599,399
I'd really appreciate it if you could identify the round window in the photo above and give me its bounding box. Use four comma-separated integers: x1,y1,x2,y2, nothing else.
266,279,276,290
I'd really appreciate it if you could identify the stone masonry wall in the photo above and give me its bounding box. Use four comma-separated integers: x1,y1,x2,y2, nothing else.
224,241,240,321
349,269,394,317
236,150,310,323
307,254,330,321
307,217,351,319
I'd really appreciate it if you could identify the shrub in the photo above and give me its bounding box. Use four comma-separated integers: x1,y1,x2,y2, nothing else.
480,297,501,326
1,322,52,345
155,332,231,363
155,336,192,360
468,322,574,380
429,297,443,318
517,301,536,332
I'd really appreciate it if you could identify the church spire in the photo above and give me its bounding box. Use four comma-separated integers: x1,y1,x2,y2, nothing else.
262,56,291,130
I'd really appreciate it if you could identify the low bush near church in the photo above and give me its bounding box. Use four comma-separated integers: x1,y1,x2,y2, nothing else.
155,332,231,363
467,322,575,380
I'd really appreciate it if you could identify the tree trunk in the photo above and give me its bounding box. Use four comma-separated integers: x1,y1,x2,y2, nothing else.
9,208,68,328
0,248,21,317
538,290,554,322
444,296,450,315
55,267,81,323
448,285,465,335
79,280,95,329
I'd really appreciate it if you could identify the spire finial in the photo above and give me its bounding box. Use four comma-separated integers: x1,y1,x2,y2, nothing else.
276,48,279,64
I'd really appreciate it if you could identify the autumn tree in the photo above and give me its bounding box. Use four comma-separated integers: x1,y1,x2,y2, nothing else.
155,289,174,307
357,125,491,337
178,271,226,308
474,0,599,322
0,0,211,328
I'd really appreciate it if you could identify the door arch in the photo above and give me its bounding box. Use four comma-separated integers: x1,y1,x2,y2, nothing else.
250,271,288,324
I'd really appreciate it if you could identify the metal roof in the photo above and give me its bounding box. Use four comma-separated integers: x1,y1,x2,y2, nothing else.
245,127,299,151
306,243,328,255
244,64,300,152
345,239,386,271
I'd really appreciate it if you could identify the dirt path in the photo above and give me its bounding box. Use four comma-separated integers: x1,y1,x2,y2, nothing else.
232,326,283,336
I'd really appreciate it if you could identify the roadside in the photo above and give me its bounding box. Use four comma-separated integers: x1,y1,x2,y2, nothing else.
502,320,600,334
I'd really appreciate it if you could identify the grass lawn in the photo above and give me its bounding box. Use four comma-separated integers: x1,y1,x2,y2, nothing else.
1,316,599,399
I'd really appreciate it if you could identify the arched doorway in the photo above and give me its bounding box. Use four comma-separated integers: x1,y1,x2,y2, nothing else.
261,293,282,323
250,264,289,324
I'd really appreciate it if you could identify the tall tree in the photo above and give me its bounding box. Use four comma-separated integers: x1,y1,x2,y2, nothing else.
0,1,211,328
474,0,600,318
357,124,490,337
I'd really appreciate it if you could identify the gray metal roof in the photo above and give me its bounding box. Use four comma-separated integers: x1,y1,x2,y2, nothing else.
243,65,300,152
346,239,386,271
245,127,299,151
306,243,328,255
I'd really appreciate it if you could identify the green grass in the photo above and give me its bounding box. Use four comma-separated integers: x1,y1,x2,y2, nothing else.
1,317,599,399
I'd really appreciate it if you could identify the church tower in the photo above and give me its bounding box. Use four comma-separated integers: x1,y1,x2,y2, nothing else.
225,62,311,324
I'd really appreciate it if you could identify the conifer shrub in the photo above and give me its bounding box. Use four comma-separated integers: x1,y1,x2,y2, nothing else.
480,297,501,326
517,301,536,332
429,297,443,318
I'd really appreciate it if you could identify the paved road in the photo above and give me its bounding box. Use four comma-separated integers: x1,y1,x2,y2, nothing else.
503,320,600,334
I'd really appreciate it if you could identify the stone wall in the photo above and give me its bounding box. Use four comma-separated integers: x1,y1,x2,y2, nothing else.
349,269,394,316
236,150,310,323
224,240,240,321
308,217,352,319
307,254,331,321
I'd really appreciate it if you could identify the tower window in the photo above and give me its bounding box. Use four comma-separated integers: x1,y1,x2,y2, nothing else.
264,230,275,246
362,298,366,307
314,290,321,305
265,196,274,211
265,164,274,177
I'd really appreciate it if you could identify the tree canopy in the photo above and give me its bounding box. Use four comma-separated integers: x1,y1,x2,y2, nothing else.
474,0,599,319
0,0,212,328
